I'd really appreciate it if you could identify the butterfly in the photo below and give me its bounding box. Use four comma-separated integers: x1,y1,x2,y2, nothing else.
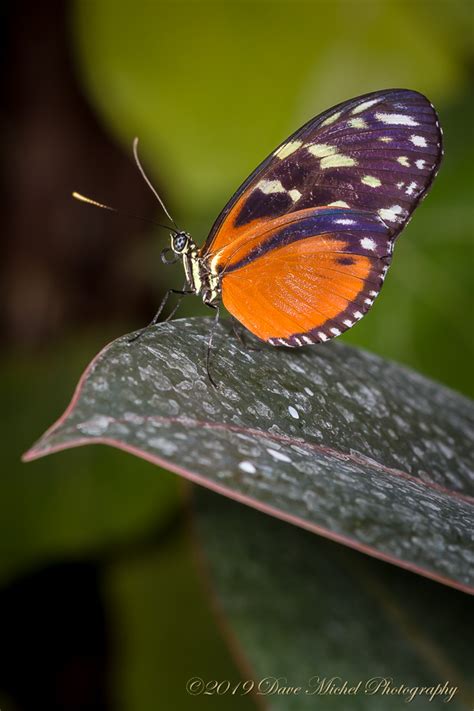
159,88,443,352
76,89,443,372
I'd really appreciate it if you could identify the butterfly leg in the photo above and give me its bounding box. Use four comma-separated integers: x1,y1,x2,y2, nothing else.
128,283,193,344
205,304,220,388
163,290,191,322
230,316,261,352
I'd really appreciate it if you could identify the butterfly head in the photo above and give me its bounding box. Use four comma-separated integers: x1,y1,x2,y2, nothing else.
161,230,197,267
172,231,192,254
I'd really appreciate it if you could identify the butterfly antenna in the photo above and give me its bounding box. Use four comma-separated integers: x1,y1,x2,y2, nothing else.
133,137,180,231
71,192,178,233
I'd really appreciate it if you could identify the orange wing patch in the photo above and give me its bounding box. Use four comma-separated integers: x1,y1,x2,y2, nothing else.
221,237,382,343
202,188,258,256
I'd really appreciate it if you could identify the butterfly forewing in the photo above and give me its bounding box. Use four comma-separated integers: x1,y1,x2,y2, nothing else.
200,89,443,345
203,89,442,254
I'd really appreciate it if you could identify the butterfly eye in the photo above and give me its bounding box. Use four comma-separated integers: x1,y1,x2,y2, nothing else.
172,232,189,253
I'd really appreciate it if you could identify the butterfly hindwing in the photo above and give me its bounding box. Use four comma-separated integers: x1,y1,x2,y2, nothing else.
220,207,392,345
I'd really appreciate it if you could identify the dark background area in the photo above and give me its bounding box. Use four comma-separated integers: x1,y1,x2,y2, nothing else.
2,0,158,349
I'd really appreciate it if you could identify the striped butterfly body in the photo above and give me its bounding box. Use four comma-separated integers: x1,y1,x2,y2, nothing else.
168,88,443,347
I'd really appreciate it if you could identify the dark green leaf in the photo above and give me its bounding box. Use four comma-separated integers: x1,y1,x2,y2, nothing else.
24,318,474,593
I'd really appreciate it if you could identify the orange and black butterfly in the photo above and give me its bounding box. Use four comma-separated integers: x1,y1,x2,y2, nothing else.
158,88,442,350
77,89,443,361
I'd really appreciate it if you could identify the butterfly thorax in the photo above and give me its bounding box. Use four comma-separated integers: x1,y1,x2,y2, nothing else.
171,231,221,305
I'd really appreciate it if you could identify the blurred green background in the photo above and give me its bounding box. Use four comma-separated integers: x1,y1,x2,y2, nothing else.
1,0,473,709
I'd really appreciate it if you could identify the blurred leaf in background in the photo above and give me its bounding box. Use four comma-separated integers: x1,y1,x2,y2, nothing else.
194,490,474,710
104,525,256,711
0,340,180,586
73,0,469,221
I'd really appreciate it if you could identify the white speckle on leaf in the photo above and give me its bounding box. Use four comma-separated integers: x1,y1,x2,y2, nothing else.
267,448,292,463
238,461,256,474
92,377,109,393
148,437,178,455
123,412,145,425
77,415,113,436
437,441,454,459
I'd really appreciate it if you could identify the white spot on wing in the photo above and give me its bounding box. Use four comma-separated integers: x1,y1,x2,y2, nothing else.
410,134,427,147
320,154,357,169
302,336,313,344
335,218,355,225
328,200,349,208
275,140,303,159
378,136,393,143
415,159,426,170
405,181,418,196
318,332,328,341
378,205,404,222
375,112,419,126
353,311,363,320
321,110,342,126
343,319,353,327
257,179,285,195
360,237,376,251
348,117,368,129
288,189,302,202
330,327,341,336
307,143,337,158
397,156,410,167
361,175,381,188
351,98,379,114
